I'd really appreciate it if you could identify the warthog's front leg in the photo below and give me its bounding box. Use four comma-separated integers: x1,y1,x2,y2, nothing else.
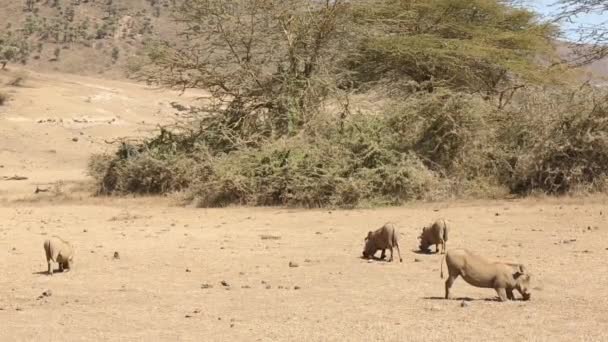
506,288,514,300
496,288,508,302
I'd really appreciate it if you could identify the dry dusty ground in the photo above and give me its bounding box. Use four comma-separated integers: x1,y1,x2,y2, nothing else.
0,197,607,341
1,68,608,341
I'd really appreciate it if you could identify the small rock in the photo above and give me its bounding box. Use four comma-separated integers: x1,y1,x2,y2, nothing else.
241,285,250,289
278,285,284,289
588,226,592,231
495,213,500,216
83,229,87,233
221,280,230,287
414,258,422,263
265,285,271,290
261,280,267,284
72,137,78,142
218,317,222,321
185,269,191,273
42,290,52,297
201,284,213,289
230,324,235,328
79,132,84,135
304,259,312,263
185,314,192,318
15,307,23,311
113,252,120,259
289,261,299,268
193,309,200,314
294,286,301,290
461,301,469,308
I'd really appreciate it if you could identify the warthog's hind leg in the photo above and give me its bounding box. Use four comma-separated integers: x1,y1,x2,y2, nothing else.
379,249,386,260
445,275,458,299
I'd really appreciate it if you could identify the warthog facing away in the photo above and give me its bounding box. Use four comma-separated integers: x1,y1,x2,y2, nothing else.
362,223,403,262
419,219,449,254
43,237,74,275
441,248,531,302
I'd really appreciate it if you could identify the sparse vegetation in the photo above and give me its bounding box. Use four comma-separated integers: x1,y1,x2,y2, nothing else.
6,71,28,86
0,91,9,105
80,0,608,206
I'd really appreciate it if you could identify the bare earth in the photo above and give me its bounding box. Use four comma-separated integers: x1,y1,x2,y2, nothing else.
1,69,608,341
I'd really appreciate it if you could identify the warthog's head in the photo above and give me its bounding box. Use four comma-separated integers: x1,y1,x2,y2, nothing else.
362,231,377,259
513,265,531,301
418,227,430,252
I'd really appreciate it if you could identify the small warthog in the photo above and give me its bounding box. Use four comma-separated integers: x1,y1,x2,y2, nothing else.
441,248,531,302
43,237,74,275
418,219,449,254
362,223,403,262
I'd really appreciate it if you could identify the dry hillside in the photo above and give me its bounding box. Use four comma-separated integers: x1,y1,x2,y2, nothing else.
1,0,179,78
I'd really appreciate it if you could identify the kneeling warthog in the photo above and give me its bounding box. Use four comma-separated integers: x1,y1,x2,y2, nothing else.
419,218,448,254
362,223,402,262
44,237,74,275
441,248,531,302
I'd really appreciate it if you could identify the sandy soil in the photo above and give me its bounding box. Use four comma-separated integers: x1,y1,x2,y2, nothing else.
1,69,608,341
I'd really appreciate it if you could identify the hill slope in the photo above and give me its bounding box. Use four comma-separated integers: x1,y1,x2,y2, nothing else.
0,67,205,199
1,0,179,78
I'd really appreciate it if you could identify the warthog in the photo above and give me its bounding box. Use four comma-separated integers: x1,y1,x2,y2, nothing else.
419,218,449,254
441,248,531,302
362,223,403,262
43,237,74,275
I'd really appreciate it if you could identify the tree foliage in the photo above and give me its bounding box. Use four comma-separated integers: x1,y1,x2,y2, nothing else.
556,0,608,65
346,0,562,95
89,0,606,207
131,0,350,142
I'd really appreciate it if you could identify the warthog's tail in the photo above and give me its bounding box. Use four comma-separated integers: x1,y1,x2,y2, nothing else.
440,254,446,279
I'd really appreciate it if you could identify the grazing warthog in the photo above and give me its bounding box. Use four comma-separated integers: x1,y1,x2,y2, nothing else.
362,223,403,262
441,248,531,302
419,219,449,254
43,237,74,275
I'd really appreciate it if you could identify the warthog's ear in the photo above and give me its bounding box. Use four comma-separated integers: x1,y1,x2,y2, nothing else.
365,231,372,241
518,264,527,274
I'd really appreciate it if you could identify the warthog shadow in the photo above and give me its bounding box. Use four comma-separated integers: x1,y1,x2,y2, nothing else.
32,269,69,275
423,296,527,302
359,255,393,263
412,249,440,255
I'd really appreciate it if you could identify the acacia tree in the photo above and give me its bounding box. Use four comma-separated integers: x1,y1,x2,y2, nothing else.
557,0,608,65
346,0,561,101
132,0,350,147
